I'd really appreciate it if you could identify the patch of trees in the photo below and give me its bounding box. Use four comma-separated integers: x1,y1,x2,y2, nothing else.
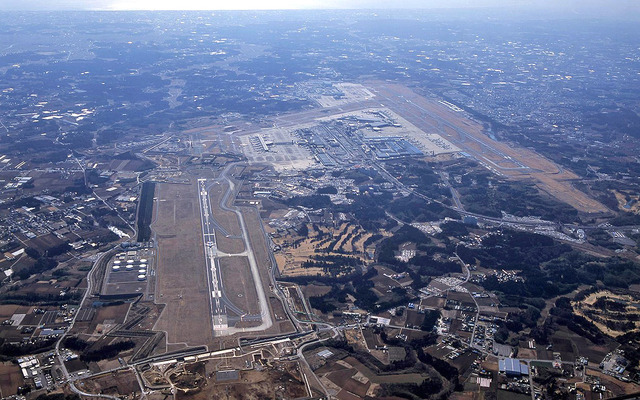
617,331,640,375
343,192,391,230
308,295,336,313
86,169,110,185
416,347,462,390
0,338,56,359
4,196,42,211
25,247,41,259
46,243,72,257
437,221,468,238
92,206,117,219
458,229,572,272
14,258,58,280
136,181,155,242
96,128,127,145
412,258,462,278
588,228,622,250
550,297,606,345
94,231,120,245
0,241,20,253
64,178,92,195
286,194,331,209
455,231,640,304
32,150,69,164
341,168,377,185
610,212,640,226
385,160,450,199
351,267,380,312
493,324,510,344
585,107,640,139
52,268,68,278
296,224,309,237
505,306,542,331
377,287,414,312
533,366,564,386
378,225,431,268
481,273,559,299
386,378,443,400
81,340,136,362
302,254,363,276
63,336,89,351
59,130,92,149
363,234,383,248
421,310,441,332
456,180,579,223
317,186,338,194
551,253,640,289
298,267,396,313
593,297,627,313
35,394,80,400
0,290,81,305
388,195,460,223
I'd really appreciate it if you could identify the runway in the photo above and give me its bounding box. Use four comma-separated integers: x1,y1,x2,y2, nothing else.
197,178,228,331
197,173,273,336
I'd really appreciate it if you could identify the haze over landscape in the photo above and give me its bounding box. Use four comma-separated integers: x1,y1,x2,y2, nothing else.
0,2,639,400
1,0,639,14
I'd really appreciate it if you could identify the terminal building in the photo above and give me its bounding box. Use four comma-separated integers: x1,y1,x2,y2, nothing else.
363,136,423,160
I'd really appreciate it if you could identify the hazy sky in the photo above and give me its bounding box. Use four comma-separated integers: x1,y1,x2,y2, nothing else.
0,0,637,13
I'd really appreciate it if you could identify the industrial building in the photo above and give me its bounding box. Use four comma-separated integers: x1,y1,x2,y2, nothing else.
499,358,529,376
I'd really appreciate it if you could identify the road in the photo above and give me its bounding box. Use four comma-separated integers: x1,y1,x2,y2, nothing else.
54,246,123,400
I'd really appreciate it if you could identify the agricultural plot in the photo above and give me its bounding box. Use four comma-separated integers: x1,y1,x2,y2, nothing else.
0,362,23,398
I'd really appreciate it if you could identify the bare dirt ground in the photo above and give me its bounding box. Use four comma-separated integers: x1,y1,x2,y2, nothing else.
370,82,608,214
586,369,640,396
0,305,30,320
153,181,214,347
175,364,308,400
79,369,141,397
89,303,130,331
0,362,23,398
